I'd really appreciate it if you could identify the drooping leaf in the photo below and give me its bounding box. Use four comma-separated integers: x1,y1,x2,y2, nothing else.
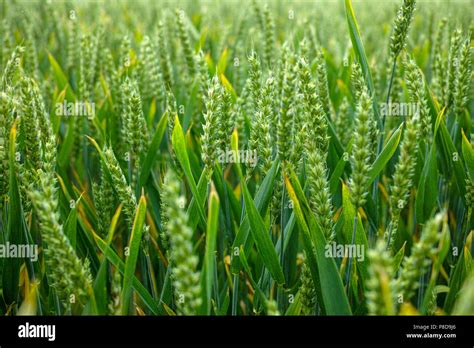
47,51,76,102
367,123,403,185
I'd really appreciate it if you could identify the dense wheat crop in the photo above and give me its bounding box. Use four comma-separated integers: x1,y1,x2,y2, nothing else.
0,0,472,316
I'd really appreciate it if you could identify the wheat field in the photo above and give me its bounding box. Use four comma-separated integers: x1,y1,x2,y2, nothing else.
0,0,472,316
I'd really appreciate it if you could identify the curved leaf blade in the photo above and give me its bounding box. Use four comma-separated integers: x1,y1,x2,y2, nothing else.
367,122,403,185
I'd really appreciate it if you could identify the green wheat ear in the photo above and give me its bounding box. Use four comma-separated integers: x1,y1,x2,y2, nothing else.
66,16,79,73
29,119,92,307
393,212,446,306
335,97,352,147
403,55,430,146
431,18,448,101
298,56,329,154
1,19,14,69
453,38,472,118
386,113,419,249
247,51,263,111
277,47,296,170
1,45,24,89
254,75,275,177
127,79,150,186
465,178,474,226
78,34,92,101
192,50,209,131
201,76,221,174
18,77,41,164
351,62,368,99
251,0,265,33
300,260,317,315
162,168,201,315
445,29,462,110
248,53,273,178
0,92,12,211
94,164,115,236
108,268,122,315
349,87,373,209
18,76,42,212
139,35,165,102
176,9,196,78
104,47,118,88
314,47,333,119
301,54,334,240
103,146,137,226
119,35,131,75
306,143,334,242
219,87,234,155
366,240,396,315
262,5,275,68
157,20,174,89
29,79,49,148
390,0,416,58
24,22,39,81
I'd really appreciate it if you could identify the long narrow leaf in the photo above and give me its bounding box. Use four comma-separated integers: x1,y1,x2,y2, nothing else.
171,115,207,228
121,195,147,314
